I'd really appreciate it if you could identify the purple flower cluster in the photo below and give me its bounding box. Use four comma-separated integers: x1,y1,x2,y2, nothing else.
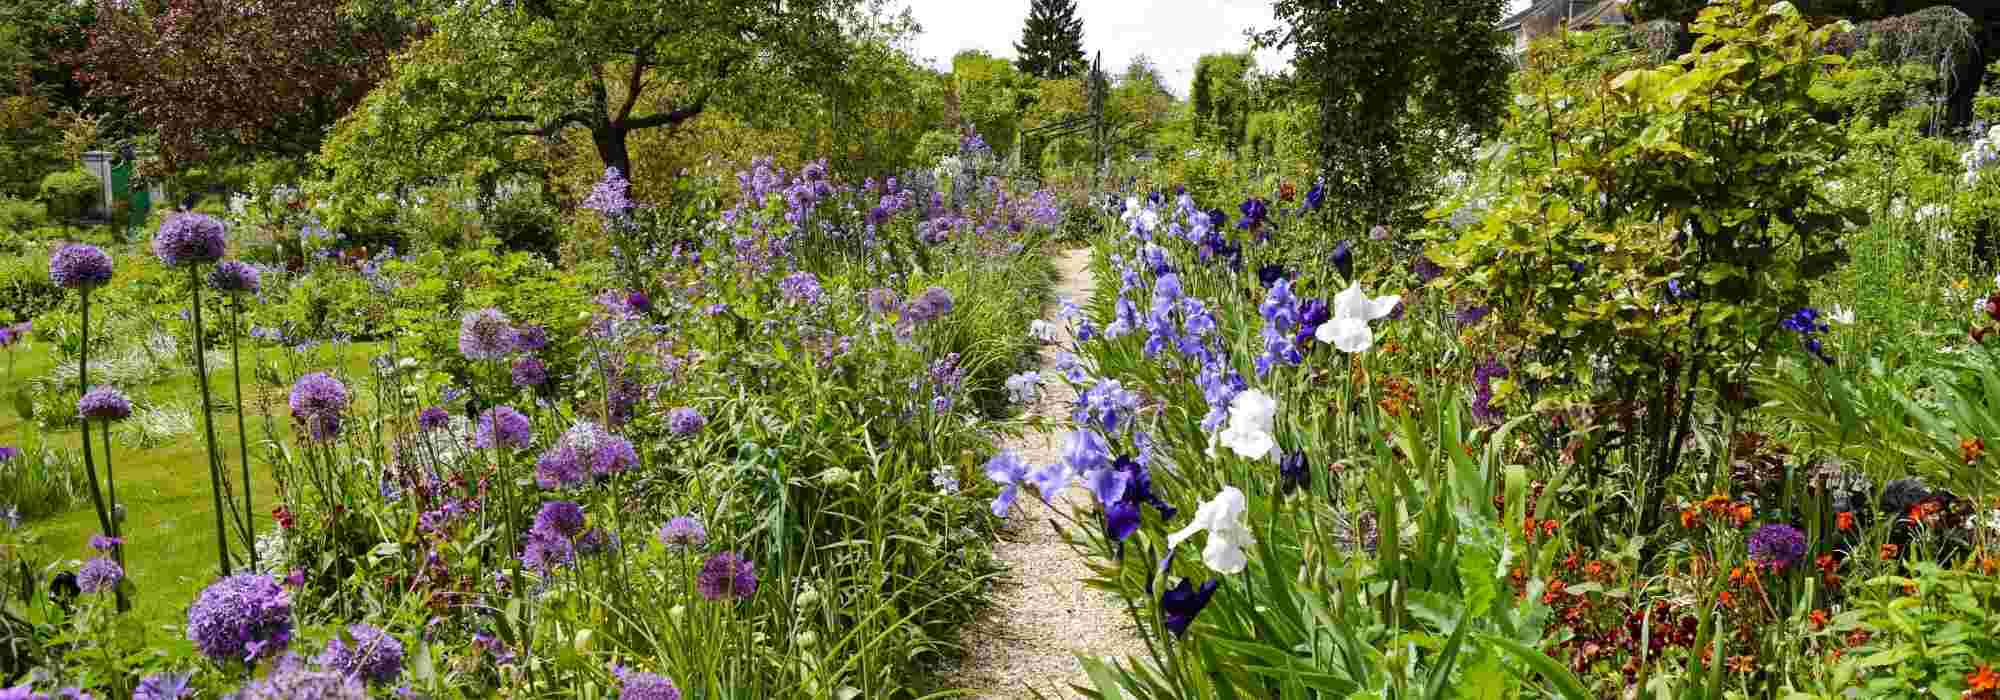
288,373,350,442
614,666,683,700
458,308,517,361
76,386,132,421
511,356,547,388
474,406,532,449
133,672,193,700
1780,308,1835,365
903,287,954,325
186,573,293,663
667,407,706,436
696,551,758,602
416,406,451,432
1075,380,1140,433
0,321,28,348
779,271,824,305
658,516,707,551
521,500,588,573
152,213,228,267
208,260,261,294
77,557,122,593
1748,523,1808,570
513,324,548,353
581,167,636,218
48,244,114,290
314,623,404,685
1471,358,1509,424
1254,279,1308,376
229,654,363,699
533,421,637,489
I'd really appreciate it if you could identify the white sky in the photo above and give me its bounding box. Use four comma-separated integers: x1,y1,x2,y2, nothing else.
899,0,1536,96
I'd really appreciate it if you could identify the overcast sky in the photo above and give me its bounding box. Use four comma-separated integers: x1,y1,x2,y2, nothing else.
899,0,1536,96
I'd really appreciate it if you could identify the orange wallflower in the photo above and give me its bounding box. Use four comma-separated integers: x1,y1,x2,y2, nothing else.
1880,543,1901,559
1727,654,1756,674
1969,665,2000,692
1681,508,1701,529
1809,609,1829,629
1836,511,1855,531
1730,503,1754,527
1962,436,1986,464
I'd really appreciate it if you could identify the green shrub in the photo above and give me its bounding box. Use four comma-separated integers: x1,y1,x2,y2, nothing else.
0,255,63,324
37,169,99,225
0,197,47,236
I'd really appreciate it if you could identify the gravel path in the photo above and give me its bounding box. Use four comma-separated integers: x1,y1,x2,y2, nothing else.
947,248,1146,698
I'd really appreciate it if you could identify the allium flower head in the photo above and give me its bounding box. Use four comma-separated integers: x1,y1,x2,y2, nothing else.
658,516,707,551
186,573,293,663
416,406,451,432
532,500,587,539
208,260,261,294
88,534,123,552
1747,523,1808,570
76,386,133,421
667,407,706,436
696,551,758,602
48,243,114,290
152,213,227,267
457,308,518,361
614,667,683,700
513,324,548,352
314,623,404,685
511,356,547,388
0,447,16,463
475,406,532,449
288,373,350,441
78,557,122,593
230,654,363,699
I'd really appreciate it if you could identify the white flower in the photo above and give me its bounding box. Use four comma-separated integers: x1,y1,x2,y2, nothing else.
1207,389,1279,461
1120,197,1141,224
1028,320,1059,342
1827,305,1855,325
1167,486,1256,574
1005,371,1040,404
1315,282,1401,353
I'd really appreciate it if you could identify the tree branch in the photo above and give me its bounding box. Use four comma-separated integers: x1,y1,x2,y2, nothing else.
623,98,706,131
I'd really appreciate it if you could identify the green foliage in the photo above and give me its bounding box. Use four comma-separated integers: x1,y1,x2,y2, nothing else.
0,197,46,235
1190,52,1253,152
952,50,1036,160
37,169,97,225
1261,0,1511,229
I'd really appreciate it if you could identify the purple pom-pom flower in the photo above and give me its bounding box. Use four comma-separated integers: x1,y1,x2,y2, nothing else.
314,623,404,685
207,260,261,294
457,308,517,361
78,557,122,593
288,373,350,442
186,573,293,663
474,406,532,449
152,213,228,267
696,551,758,602
1747,523,1808,570
76,386,132,421
658,516,706,551
49,244,114,290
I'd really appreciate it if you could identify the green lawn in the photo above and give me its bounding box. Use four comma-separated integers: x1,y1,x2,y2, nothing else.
2,339,384,624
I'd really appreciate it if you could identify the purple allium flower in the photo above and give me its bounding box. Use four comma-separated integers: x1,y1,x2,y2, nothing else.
474,406,532,449
1161,578,1220,638
659,517,706,551
48,243,114,290
0,447,16,463
592,434,638,475
984,451,1031,517
510,356,547,388
77,557,122,593
519,529,575,573
416,407,450,432
582,167,636,217
1747,523,1808,570
513,325,548,353
613,667,683,700
208,260,260,294
288,373,350,442
186,573,293,663
903,287,954,324
779,272,823,305
576,527,615,556
696,551,758,602
667,407,706,436
533,443,586,490
76,386,132,421
0,321,26,348
314,623,404,685
88,534,123,552
457,308,517,361
152,213,227,267
133,672,193,700
230,654,363,699
532,501,586,539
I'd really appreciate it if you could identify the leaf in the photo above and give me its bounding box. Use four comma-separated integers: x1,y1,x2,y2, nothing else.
1481,634,1593,700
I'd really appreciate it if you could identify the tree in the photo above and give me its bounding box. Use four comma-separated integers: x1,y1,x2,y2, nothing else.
1190,52,1253,151
75,0,414,167
322,0,855,194
1108,55,1176,157
1260,0,1510,228
1013,0,1086,79
951,50,1036,159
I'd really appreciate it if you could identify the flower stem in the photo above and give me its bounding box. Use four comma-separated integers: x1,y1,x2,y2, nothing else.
74,292,128,612
228,300,257,571
189,267,232,575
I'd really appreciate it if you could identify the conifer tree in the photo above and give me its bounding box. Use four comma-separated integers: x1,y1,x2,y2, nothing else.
1013,0,1086,79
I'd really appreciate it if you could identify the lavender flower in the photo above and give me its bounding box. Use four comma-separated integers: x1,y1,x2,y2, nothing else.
208,261,261,294
186,573,293,663
48,244,113,290
77,557,122,593
513,325,548,352
667,407,706,436
696,551,758,602
613,667,683,700
510,357,547,388
658,517,707,551
474,406,532,449
1747,523,1808,570
76,386,132,421
903,287,955,324
582,167,636,217
457,308,517,361
152,213,227,267
288,373,350,442
314,623,404,685
133,672,193,700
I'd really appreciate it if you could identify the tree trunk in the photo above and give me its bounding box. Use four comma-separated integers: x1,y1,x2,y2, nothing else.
592,126,633,182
